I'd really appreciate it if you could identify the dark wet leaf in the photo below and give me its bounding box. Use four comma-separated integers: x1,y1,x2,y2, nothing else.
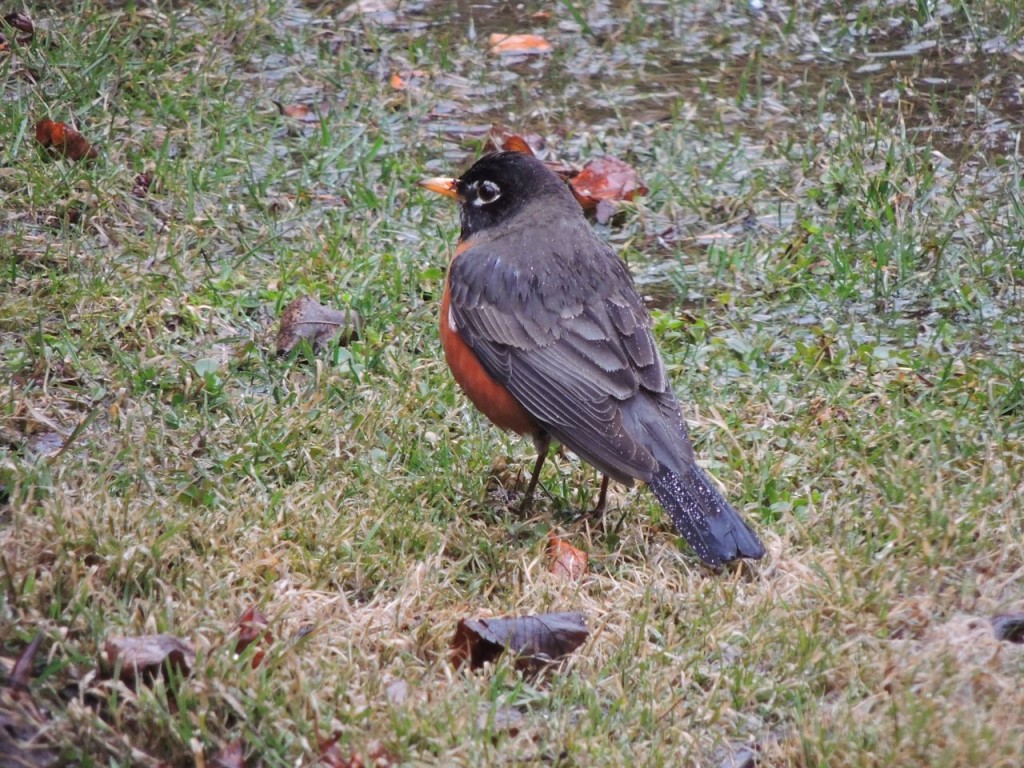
992,613,1024,643
131,172,153,198
101,634,195,688
488,33,551,56
548,535,588,582
2,11,33,43
9,632,43,691
1,636,57,767
212,739,247,768
450,612,588,671
34,119,97,161
277,296,362,354
717,745,758,768
0,695,57,768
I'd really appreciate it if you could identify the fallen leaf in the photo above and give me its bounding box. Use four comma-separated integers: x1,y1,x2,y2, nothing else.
235,605,272,668
389,69,427,90
2,11,33,44
569,156,648,215
318,730,354,768
131,172,153,198
9,633,43,692
212,739,247,768
384,678,408,706
101,634,195,689
277,295,362,354
450,612,588,671
992,613,1024,643
530,11,552,22
0,670,57,768
488,33,552,55
35,119,98,161
26,431,64,458
547,535,588,582
501,134,536,156
275,102,320,124
477,704,525,737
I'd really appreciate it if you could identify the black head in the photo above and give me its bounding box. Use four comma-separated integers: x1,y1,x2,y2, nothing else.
452,151,576,239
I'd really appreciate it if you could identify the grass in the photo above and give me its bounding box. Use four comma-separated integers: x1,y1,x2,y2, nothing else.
2,0,1023,765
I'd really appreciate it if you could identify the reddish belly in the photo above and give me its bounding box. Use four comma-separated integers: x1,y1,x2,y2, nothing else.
440,278,537,436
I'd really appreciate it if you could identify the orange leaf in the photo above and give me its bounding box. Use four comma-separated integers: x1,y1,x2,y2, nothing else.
488,33,552,55
389,69,427,90
276,102,320,124
501,134,535,156
569,156,647,210
35,118,54,146
548,535,588,581
34,118,97,161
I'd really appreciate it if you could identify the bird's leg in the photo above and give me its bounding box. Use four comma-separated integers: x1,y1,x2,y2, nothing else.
519,433,551,514
592,474,611,515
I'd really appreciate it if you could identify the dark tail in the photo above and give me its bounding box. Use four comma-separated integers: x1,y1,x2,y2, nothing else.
648,463,765,566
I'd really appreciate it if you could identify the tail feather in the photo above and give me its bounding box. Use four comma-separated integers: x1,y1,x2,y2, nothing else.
648,463,765,566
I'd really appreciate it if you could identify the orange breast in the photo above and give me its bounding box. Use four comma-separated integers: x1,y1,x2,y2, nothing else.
440,275,538,436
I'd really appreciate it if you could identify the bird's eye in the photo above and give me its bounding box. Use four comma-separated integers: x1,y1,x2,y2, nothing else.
476,180,501,205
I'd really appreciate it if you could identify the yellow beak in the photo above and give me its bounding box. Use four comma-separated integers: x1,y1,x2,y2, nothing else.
418,176,460,200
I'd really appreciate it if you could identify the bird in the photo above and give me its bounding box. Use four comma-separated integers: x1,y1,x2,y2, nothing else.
418,150,766,566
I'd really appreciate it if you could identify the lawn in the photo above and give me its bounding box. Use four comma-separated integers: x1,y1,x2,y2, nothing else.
2,1,1023,765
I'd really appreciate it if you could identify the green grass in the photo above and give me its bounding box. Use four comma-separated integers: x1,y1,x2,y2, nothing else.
2,1,1023,765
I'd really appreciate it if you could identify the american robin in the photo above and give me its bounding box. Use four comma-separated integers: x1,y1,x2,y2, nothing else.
419,151,765,566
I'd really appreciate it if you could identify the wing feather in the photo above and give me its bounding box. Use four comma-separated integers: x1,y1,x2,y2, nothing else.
448,212,679,483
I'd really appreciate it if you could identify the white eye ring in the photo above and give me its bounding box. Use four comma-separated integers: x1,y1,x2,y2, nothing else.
475,180,501,205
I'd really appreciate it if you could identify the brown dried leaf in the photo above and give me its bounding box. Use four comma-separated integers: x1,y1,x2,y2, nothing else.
275,102,320,124
235,605,272,667
318,731,354,768
101,634,195,688
276,296,362,354
450,612,588,671
547,535,588,582
569,156,648,211
212,739,247,768
488,33,552,55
